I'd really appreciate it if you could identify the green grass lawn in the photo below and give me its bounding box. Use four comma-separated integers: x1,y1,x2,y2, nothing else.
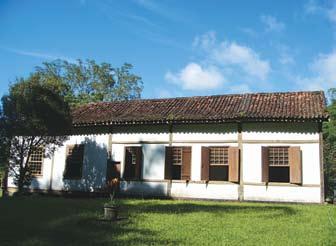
0,196,335,246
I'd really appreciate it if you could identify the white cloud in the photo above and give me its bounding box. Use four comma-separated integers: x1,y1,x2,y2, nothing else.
165,63,225,90
305,0,336,24
277,45,295,65
1,47,76,63
229,84,251,93
192,31,216,50
212,41,271,80
296,50,336,90
312,51,336,83
279,53,295,65
260,15,285,32
165,31,271,93
133,0,182,22
193,32,271,81
240,27,258,38
304,0,320,14
328,5,336,24
156,89,173,98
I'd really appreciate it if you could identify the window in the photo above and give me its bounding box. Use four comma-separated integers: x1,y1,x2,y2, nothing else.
64,144,84,179
164,146,192,180
124,147,142,180
201,146,239,182
28,147,44,176
209,147,229,181
268,147,289,183
172,147,183,180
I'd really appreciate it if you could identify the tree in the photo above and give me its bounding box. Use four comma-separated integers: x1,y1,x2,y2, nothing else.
323,88,336,200
34,59,143,106
1,59,142,194
1,77,72,193
0,106,10,195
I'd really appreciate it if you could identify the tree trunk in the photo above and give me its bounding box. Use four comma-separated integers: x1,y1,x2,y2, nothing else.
17,176,24,194
17,166,26,194
1,165,8,197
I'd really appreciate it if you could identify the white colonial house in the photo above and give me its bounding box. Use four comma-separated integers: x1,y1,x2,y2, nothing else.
7,91,329,203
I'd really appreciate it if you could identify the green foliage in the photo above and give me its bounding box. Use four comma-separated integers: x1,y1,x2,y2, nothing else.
34,59,143,106
0,197,335,245
323,88,336,200
3,76,72,136
1,78,72,192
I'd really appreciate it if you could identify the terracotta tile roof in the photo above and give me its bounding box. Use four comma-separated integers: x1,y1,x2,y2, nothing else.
72,91,328,126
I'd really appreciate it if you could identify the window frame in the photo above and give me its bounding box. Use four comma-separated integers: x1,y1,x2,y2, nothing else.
123,146,142,180
28,147,44,177
208,146,230,181
63,144,84,180
209,146,229,167
171,147,183,180
267,146,290,183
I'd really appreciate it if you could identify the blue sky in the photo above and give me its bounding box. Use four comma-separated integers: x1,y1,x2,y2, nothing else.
0,0,336,99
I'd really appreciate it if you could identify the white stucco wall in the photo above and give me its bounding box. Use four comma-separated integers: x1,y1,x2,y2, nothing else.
120,180,168,197
8,122,322,203
244,185,321,203
242,143,320,185
8,134,110,192
170,182,239,200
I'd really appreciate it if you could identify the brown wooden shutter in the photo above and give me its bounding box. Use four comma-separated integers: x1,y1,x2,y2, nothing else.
289,146,302,184
135,147,143,180
181,147,191,180
228,147,239,182
164,147,173,180
261,146,269,183
201,147,210,181
123,147,132,179
64,144,84,179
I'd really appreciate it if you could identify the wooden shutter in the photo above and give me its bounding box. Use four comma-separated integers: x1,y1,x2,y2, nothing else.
123,147,132,179
289,147,302,184
64,144,84,179
228,147,239,182
164,147,173,180
135,147,143,180
261,146,269,183
181,147,191,180
201,147,210,181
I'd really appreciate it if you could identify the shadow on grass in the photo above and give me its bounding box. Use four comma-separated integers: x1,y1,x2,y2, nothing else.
0,197,180,246
0,196,298,245
123,200,297,218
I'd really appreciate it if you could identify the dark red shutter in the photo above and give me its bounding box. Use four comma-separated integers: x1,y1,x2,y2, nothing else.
181,147,192,180
165,147,173,180
261,147,269,183
201,147,210,181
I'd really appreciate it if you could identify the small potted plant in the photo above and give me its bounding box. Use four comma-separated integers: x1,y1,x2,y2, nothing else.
104,178,120,221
